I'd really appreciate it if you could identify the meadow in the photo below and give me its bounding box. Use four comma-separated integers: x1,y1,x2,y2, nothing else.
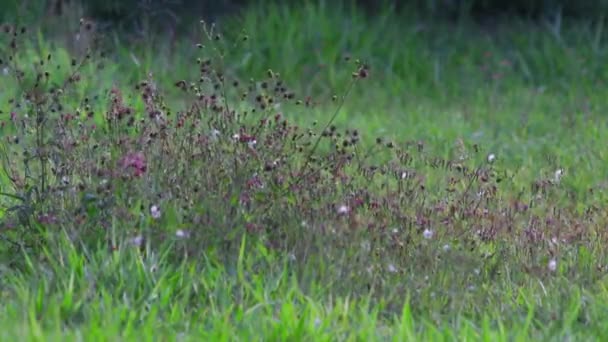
1,1,608,340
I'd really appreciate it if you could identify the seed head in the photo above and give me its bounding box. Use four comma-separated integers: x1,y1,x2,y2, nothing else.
175,229,190,238
548,259,557,272
423,229,434,239
554,169,564,183
337,204,350,215
150,205,161,219
357,67,369,78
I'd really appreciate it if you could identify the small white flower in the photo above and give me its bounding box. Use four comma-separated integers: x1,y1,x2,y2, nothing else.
548,259,558,272
337,204,349,215
61,175,70,185
554,168,564,183
387,263,398,273
423,229,434,239
175,229,189,238
130,235,144,247
210,128,221,141
248,139,257,149
232,133,240,141
442,244,451,251
392,228,399,234
400,171,409,179
2,67,9,76
487,153,496,163
150,205,161,219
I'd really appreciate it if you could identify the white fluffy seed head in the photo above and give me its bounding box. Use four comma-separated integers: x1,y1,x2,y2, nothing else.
175,229,190,238
548,259,558,272
423,229,434,239
337,205,349,215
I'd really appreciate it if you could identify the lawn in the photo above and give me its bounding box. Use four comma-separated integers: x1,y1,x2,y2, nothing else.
1,1,608,340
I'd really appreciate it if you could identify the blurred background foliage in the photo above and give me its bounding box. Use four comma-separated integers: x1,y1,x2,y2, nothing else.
2,0,608,31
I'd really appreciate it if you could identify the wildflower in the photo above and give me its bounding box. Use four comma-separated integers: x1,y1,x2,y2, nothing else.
337,204,350,215
210,128,221,141
150,205,161,219
423,229,434,239
120,151,147,177
548,259,557,272
356,65,369,79
387,263,398,273
442,244,451,251
129,235,144,247
554,169,564,183
487,153,496,163
238,133,256,143
37,214,57,225
175,229,189,238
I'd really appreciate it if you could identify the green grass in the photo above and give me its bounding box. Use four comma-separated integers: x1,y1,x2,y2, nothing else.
1,234,608,340
2,1,608,340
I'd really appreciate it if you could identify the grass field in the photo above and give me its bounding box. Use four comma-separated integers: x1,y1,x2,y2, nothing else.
1,1,608,340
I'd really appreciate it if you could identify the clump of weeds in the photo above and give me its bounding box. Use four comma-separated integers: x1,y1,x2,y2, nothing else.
1,17,607,317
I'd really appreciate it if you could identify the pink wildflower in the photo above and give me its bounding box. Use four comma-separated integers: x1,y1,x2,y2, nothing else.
120,151,147,177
